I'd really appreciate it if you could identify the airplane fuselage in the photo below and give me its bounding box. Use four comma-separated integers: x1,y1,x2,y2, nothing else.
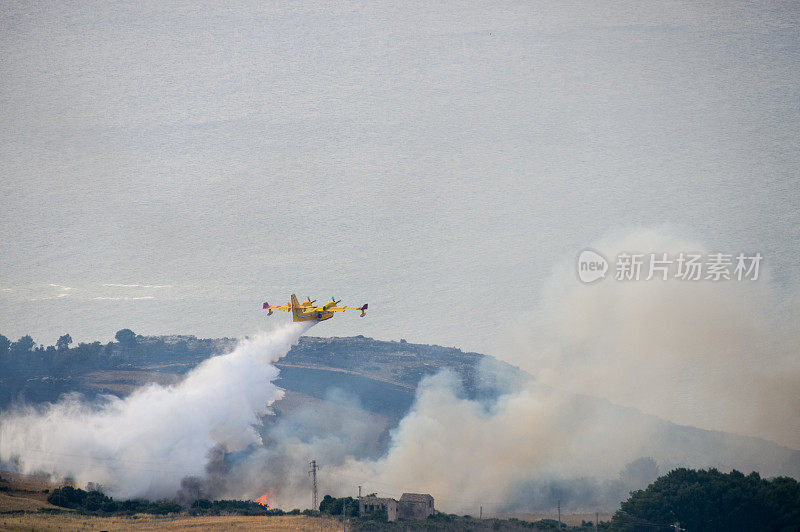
293,302,335,322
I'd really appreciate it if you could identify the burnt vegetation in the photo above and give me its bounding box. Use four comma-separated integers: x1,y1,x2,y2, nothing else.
45,486,286,517
46,486,182,515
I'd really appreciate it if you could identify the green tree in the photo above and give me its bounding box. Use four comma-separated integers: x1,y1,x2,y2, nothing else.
610,468,800,531
319,495,358,517
115,329,137,348
0,334,10,358
56,333,73,351
48,486,88,509
10,334,35,355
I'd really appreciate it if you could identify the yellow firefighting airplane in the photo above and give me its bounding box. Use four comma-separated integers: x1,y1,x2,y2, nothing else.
262,294,368,322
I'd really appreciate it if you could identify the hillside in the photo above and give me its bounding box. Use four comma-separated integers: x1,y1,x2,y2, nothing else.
1,332,798,482
0,334,523,422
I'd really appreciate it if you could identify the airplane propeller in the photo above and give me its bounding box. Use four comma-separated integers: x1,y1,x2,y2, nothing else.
332,297,341,305
307,297,317,305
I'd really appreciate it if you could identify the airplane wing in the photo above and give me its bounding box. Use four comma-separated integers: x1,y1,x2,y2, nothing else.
263,302,291,311
304,305,365,312
262,301,291,316
310,303,368,316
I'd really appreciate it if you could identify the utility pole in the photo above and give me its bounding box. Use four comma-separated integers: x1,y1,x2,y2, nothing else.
595,511,599,532
309,460,319,512
557,500,562,530
480,506,482,520
342,498,347,531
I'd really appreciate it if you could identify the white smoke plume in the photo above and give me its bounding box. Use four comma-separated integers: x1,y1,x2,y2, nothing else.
0,321,313,499
497,228,800,449
214,389,388,510
237,370,679,513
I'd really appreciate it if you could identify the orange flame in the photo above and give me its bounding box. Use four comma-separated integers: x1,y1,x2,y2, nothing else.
255,492,270,508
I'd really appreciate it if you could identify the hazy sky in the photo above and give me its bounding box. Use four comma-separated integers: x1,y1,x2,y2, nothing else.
2,0,799,355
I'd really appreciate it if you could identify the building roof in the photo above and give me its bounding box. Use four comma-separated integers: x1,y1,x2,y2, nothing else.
360,496,397,504
399,493,434,503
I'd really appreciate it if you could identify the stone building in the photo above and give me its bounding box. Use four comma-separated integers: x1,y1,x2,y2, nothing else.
359,496,398,522
359,493,434,522
398,493,435,520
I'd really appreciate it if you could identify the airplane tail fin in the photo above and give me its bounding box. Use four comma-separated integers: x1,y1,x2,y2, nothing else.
360,303,368,317
262,301,273,316
290,294,301,321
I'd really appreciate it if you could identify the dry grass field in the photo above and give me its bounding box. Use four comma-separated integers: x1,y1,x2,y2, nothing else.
0,513,345,531
0,471,347,531
0,471,60,513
